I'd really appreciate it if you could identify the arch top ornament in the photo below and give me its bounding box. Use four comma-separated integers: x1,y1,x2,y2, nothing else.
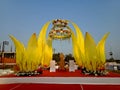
49,19,72,40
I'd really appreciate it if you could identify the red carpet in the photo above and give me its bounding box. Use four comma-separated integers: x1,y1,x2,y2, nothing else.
0,70,120,90
0,70,120,78
0,83,120,90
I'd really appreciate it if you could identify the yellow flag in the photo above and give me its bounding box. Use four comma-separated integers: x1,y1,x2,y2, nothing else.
84,32,97,71
9,35,25,71
25,33,38,71
96,32,110,65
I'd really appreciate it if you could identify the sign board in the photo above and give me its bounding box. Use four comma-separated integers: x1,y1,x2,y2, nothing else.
114,66,118,70
50,60,56,72
74,65,78,70
69,60,75,72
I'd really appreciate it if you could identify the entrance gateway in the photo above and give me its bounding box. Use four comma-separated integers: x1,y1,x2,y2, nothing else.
9,19,110,76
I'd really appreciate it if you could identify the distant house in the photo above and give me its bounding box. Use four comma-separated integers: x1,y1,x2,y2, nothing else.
0,52,16,69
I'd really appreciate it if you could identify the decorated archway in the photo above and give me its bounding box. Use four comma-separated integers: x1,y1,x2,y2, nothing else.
9,19,110,75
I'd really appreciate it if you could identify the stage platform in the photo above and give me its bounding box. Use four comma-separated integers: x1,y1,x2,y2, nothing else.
0,70,120,85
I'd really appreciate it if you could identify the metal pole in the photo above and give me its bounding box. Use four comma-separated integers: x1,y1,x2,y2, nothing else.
2,41,4,52
0,43,1,52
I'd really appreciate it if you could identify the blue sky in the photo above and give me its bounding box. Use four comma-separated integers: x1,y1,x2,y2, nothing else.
0,0,120,59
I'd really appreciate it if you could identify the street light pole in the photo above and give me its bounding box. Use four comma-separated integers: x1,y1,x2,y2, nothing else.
2,41,9,52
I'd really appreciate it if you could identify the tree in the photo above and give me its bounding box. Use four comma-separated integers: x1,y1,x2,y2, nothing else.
52,53,60,62
65,54,75,62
